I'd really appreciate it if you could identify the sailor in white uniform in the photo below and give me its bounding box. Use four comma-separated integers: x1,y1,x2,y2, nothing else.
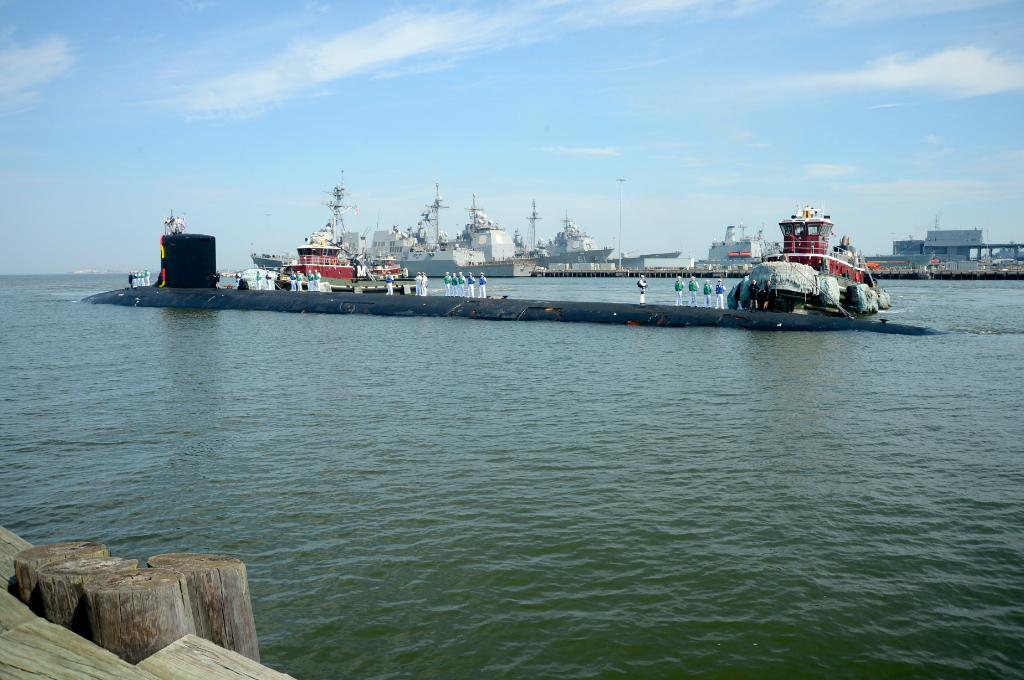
637,274,648,305
466,272,476,298
385,272,394,295
478,273,487,298
421,273,428,296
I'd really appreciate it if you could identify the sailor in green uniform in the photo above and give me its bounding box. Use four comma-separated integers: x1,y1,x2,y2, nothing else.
687,275,699,306
703,280,713,307
674,275,684,306
444,272,452,296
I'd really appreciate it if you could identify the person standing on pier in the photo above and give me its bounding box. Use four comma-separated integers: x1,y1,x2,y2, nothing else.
479,273,487,298
466,272,477,298
715,279,726,309
688,275,699,306
638,274,648,305
674,275,684,306
385,272,395,295
703,280,713,307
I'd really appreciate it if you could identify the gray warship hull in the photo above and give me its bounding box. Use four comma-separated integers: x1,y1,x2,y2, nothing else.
534,247,614,268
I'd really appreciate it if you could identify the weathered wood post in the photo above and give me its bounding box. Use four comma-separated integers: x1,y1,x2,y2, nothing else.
84,568,196,664
37,556,139,637
147,552,260,662
13,541,109,613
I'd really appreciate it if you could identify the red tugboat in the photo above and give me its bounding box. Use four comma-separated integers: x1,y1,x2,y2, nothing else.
729,204,892,316
281,175,404,289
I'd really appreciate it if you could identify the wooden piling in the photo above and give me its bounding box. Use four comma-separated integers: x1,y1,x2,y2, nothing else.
13,541,108,612
84,568,196,664
148,552,260,662
37,556,139,637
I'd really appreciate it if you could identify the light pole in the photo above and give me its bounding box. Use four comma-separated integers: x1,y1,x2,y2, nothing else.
617,178,625,270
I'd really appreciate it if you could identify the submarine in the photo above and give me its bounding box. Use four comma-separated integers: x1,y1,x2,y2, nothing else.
83,232,938,336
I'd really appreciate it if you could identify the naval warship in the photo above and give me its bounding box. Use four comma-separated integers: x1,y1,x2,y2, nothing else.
372,186,533,277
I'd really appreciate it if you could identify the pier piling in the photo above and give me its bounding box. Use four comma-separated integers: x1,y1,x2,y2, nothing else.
84,568,197,664
13,541,109,613
37,556,139,636
148,552,260,662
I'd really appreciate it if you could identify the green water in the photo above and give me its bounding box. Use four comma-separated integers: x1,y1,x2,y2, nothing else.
1,275,1022,678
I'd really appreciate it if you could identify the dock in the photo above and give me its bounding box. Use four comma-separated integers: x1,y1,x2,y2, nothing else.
0,526,295,680
533,267,1024,281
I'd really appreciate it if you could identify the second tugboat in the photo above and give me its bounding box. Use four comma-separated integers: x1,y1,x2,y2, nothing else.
729,204,892,316
282,175,404,289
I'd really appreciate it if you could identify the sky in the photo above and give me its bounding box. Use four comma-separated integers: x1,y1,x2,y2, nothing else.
1,0,1023,273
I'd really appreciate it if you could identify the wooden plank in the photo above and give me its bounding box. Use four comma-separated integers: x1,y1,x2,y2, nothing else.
137,635,296,680
0,618,158,680
0,589,35,633
0,526,33,586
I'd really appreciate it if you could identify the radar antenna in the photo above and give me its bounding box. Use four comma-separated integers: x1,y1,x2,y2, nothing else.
323,172,355,243
426,183,449,245
527,200,541,250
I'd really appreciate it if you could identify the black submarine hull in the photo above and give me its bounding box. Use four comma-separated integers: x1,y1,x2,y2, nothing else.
83,287,937,335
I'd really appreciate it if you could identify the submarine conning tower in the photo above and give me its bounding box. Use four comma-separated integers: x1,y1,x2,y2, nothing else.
157,232,219,289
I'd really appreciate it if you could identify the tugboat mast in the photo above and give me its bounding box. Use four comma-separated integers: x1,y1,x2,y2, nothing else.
323,172,355,241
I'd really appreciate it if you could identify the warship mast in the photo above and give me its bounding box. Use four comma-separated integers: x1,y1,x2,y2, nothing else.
527,200,541,252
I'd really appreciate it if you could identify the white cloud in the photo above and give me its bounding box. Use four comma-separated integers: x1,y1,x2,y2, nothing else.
867,102,908,109
0,35,74,112
804,163,857,178
179,1,771,117
781,47,1024,98
184,9,533,116
543,146,621,157
816,0,1008,23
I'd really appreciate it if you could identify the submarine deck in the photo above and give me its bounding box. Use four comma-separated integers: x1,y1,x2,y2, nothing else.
82,287,937,336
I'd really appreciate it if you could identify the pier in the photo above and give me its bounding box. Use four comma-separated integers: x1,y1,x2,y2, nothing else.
535,268,740,279
0,526,294,679
534,267,1024,281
